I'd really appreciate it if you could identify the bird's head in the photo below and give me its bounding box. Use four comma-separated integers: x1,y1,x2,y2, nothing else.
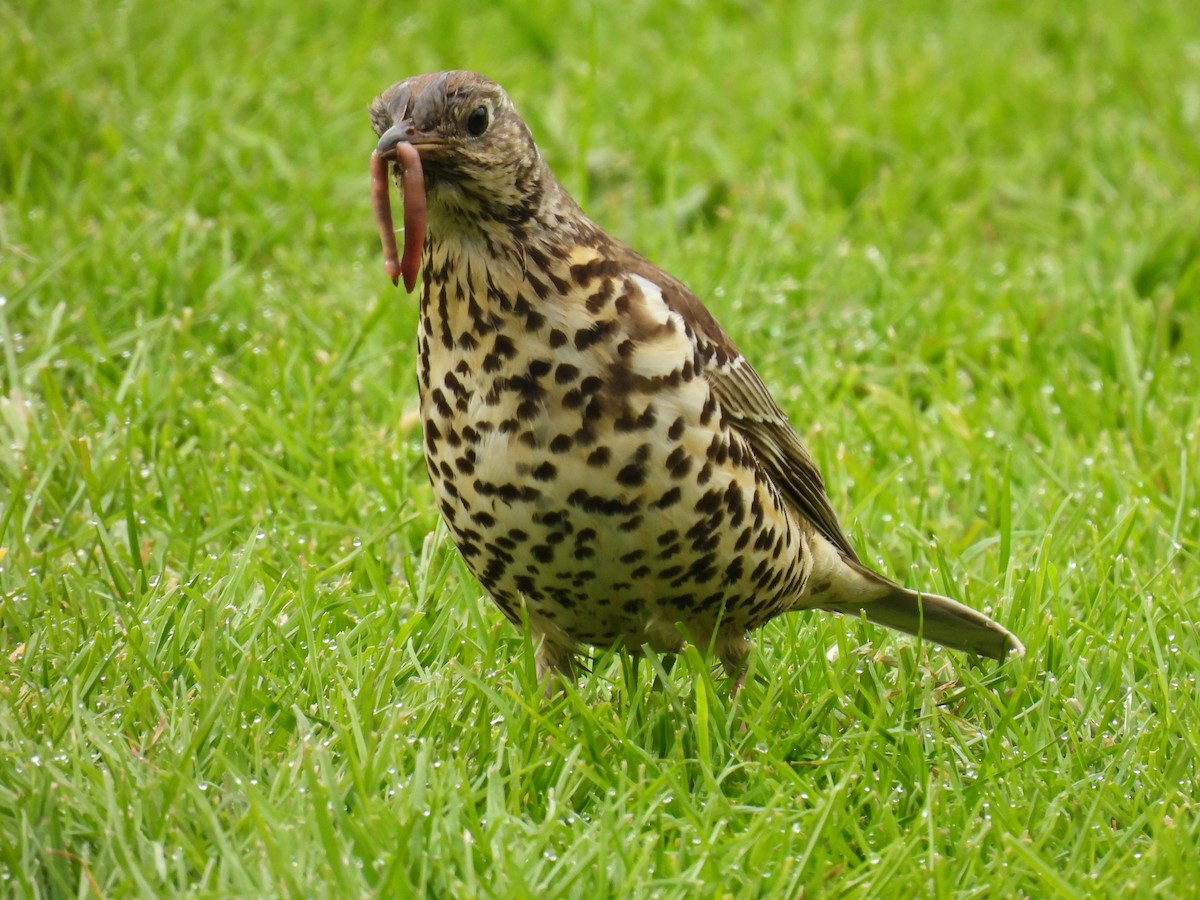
370,70,551,228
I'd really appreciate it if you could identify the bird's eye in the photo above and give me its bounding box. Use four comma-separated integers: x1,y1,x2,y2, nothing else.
466,105,490,136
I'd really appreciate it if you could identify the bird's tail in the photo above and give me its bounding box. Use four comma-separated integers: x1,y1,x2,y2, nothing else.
821,563,1024,661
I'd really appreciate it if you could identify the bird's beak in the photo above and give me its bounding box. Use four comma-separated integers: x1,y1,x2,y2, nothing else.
376,120,439,156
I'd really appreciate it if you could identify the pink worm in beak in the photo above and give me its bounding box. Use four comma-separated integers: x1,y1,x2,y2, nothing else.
370,142,426,292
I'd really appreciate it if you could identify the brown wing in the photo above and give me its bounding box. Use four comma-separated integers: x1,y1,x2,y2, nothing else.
618,247,860,562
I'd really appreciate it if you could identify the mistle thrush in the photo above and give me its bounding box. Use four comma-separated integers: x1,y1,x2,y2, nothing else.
368,70,1024,690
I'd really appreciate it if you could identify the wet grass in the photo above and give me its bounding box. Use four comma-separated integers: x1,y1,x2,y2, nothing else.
2,0,1198,895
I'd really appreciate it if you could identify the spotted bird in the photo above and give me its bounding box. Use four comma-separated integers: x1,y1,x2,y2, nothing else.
369,70,1023,691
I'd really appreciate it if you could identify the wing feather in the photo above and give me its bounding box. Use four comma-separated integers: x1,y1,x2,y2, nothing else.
617,246,859,561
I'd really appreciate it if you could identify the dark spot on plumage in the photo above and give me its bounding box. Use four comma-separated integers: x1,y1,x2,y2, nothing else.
582,396,604,422
574,319,617,350
471,510,495,528
734,527,753,552
554,363,580,384
699,393,719,426
548,270,571,294
680,561,715,586
617,461,647,488
562,387,584,409
548,328,567,348
527,358,553,379
549,434,573,453
512,296,546,331
723,558,745,587
573,546,595,560
750,558,771,583
706,435,729,465
525,271,552,301
619,515,643,532
725,483,746,527
585,280,615,313
696,461,714,485
493,333,517,359
580,375,603,395
436,284,452,349
616,338,635,358
454,456,474,475
630,565,651,579
615,444,651,488
515,399,539,420
623,600,641,613
572,424,598,446
658,542,681,561
531,461,556,481
614,403,656,432
571,257,622,284
439,461,454,480
518,430,538,448
431,389,452,417
498,417,519,434
525,243,551,273
607,358,684,395
621,548,645,564
653,486,682,509
483,558,509,583
666,446,692,479
566,488,637,516
456,332,479,351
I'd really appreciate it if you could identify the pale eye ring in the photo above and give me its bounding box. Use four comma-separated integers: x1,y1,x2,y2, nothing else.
466,105,490,136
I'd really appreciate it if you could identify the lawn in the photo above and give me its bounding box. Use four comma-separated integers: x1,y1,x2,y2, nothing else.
2,0,1198,895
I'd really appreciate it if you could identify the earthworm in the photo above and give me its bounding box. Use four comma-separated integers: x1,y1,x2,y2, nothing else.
370,143,426,291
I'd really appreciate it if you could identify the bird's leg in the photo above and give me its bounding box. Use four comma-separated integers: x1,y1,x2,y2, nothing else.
652,652,677,691
535,640,576,697
718,636,752,698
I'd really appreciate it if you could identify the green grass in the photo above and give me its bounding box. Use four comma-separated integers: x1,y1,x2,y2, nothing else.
3,0,1199,895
